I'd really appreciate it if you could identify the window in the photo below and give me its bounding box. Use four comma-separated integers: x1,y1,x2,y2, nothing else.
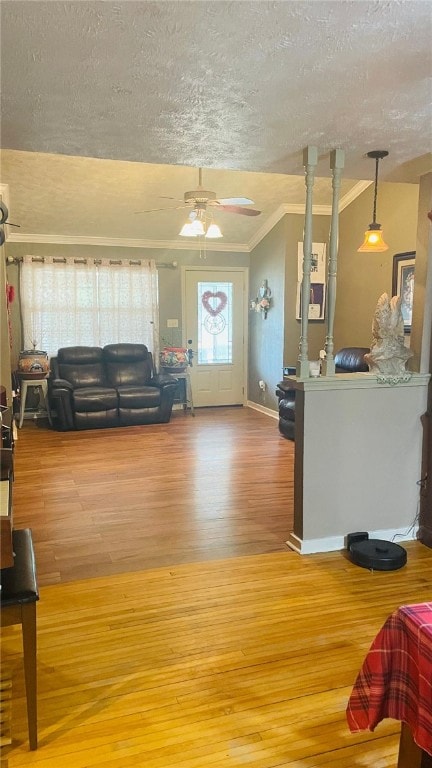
197,281,233,365
20,256,159,358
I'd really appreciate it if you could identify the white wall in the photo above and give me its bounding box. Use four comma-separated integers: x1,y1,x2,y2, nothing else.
288,374,429,553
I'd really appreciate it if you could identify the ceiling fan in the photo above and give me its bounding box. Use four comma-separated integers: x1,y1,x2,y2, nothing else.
0,201,20,246
135,168,261,238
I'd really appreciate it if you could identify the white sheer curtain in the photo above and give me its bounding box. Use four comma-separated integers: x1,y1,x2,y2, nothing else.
20,255,159,363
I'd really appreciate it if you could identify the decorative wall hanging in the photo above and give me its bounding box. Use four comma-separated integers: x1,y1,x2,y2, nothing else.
296,242,326,320
250,280,271,319
201,290,227,334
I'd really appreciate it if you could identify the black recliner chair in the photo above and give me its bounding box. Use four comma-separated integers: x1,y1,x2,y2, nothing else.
276,348,370,440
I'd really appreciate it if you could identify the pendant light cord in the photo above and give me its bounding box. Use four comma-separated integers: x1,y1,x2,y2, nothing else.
372,156,379,225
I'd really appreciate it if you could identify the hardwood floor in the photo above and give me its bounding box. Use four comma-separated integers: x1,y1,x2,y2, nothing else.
11,408,294,585
3,407,432,767
2,543,432,767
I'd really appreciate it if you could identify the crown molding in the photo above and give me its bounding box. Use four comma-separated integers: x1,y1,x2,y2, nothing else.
338,180,373,211
6,232,249,252
247,183,371,250
247,202,332,250
5,182,370,253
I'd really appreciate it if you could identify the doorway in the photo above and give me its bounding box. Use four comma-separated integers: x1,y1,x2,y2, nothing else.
182,267,248,407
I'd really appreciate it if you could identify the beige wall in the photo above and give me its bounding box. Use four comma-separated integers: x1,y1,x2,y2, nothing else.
249,218,287,409
336,182,419,349
283,214,331,365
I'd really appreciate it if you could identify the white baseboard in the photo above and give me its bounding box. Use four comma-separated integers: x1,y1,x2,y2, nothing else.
247,401,278,419
286,526,418,555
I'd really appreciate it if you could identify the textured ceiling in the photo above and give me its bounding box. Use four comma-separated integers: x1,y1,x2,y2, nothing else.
1,0,431,248
0,149,365,249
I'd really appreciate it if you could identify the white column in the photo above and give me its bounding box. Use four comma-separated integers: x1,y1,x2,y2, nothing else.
322,149,344,376
297,146,318,379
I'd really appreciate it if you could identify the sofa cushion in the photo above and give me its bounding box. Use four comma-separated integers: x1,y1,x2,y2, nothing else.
74,409,118,430
73,387,118,412
334,347,370,373
117,385,161,408
57,346,106,388
103,344,153,387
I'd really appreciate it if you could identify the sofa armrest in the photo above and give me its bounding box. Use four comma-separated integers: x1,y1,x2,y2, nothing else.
48,380,75,430
276,380,296,398
149,374,178,389
51,377,74,391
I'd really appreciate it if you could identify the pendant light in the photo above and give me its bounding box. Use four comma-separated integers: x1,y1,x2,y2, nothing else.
358,150,389,252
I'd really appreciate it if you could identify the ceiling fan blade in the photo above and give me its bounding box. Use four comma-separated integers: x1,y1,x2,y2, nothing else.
134,205,187,214
215,197,255,205
158,196,184,202
217,205,261,216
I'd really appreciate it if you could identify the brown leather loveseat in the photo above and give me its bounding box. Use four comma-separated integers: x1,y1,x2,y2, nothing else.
49,343,178,431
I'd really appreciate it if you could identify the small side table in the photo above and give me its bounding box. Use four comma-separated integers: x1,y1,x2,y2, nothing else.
18,378,52,429
173,371,194,416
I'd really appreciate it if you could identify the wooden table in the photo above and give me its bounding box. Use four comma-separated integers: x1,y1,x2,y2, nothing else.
347,603,432,767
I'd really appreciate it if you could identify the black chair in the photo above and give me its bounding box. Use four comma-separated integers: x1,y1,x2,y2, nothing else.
1,528,39,750
276,349,370,441
276,381,296,440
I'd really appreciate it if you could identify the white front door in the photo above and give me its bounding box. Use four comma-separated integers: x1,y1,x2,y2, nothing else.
183,267,247,407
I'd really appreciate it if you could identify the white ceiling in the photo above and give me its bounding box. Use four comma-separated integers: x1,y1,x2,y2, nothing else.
1,0,431,250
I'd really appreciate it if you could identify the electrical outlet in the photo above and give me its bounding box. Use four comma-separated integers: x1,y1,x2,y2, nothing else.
259,380,266,391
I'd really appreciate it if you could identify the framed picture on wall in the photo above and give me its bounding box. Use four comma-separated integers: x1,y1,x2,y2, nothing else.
296,242,326,320
392,251,415,333
295,282,326,320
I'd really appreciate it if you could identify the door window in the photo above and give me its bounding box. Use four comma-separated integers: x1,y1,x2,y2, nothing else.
197,281,233,365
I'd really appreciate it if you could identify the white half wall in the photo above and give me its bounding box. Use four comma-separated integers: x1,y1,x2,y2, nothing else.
290,373,429,552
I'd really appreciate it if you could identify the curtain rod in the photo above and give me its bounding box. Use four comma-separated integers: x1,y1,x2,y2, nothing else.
6,256,178,269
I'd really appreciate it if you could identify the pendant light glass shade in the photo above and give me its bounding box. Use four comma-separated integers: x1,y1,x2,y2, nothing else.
179,219,205,237
358,150,389,253
205,223,222,239
179,222,196,237
358,223,388,252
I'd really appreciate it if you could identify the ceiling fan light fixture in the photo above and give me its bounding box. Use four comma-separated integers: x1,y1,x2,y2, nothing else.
358,149,389,253
205,223,223,239
179,219,205,237
191,219,205,236
179,222,197,237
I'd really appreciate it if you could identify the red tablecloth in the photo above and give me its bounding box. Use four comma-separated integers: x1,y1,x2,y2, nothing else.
346,602,432,755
